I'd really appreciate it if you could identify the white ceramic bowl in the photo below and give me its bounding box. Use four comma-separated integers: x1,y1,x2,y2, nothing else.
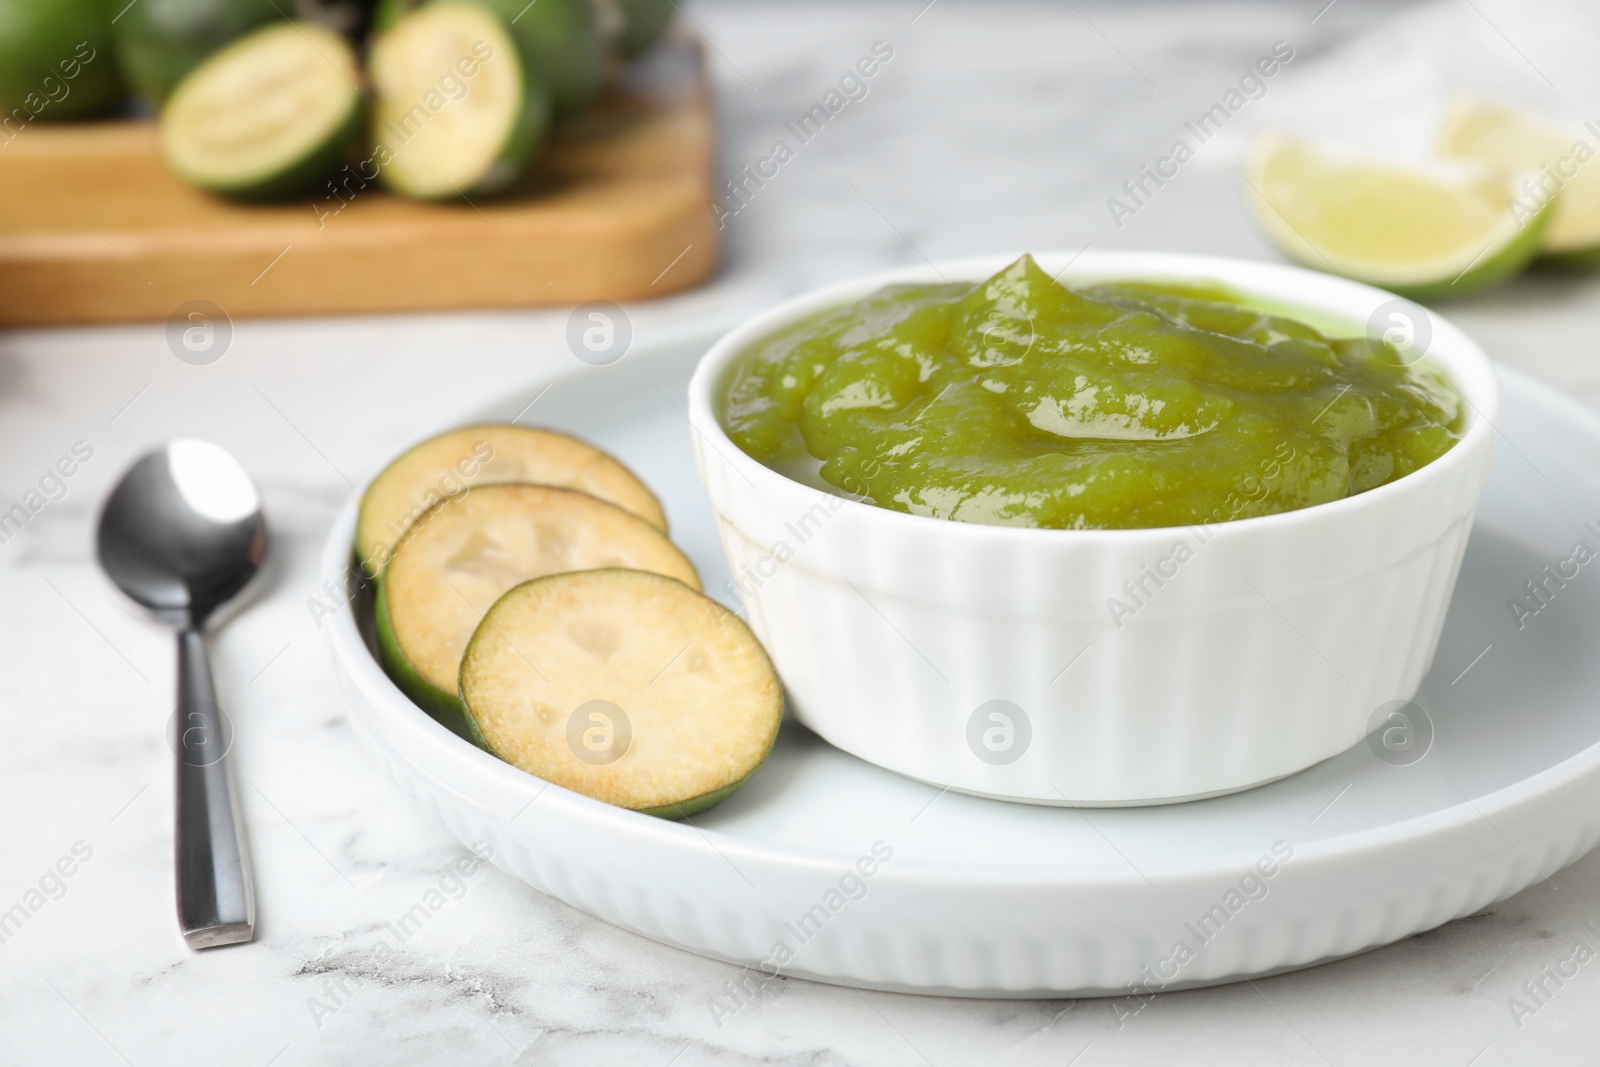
687,252,1500,806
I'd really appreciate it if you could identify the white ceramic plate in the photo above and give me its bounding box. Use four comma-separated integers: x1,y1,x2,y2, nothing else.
325,322,1600,997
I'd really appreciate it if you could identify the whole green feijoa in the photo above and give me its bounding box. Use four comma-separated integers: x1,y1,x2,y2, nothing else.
472,0,602,121
112,0,283,103
614,0,670,58
0,0,124,122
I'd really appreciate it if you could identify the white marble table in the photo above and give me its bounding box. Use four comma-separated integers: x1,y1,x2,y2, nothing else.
6,1,1600,1063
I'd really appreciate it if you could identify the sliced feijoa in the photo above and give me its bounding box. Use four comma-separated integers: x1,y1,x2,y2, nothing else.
368,1,549,199
377,484,699,738
356,424,667,576
460,568,782,817
158,21,362,199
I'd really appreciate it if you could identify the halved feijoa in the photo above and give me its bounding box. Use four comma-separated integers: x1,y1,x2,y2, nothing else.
368,1,548,199
372,0,601,120
356,424,667,577
460,569,781,817
159,21,362,199
377,484,698,738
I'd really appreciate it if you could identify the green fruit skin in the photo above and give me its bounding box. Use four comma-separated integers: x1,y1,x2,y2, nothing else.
372,5,550,200
1536,244,1600,272
113,0,283,103
368,0,412,33
453,693,771,820
0,0,124,122
461,52,549,197
375,575,491,747
615,0,670,59
183,93,365,200
292,0,376,36
464,0,601,121
636,757,770,820
1377,198,1555,303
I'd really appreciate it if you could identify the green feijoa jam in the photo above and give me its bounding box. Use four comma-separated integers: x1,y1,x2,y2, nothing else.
719,255,1464,530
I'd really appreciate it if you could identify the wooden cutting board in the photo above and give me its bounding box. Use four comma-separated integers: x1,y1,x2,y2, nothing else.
0,37,717,327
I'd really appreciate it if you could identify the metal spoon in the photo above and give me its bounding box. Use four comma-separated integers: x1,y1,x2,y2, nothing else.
96,440,266,949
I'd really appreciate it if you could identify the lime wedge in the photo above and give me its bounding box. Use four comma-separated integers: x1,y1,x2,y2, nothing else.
1438,98,1600,269
1246,132,1550,300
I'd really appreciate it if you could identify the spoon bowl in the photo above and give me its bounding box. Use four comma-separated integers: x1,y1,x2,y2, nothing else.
97,440,266,627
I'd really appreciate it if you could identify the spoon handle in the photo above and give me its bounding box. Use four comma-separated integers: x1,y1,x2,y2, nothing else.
174,629,255,948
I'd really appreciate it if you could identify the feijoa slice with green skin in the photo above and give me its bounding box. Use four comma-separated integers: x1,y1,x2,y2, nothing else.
113,0,282,103
377,484,699,739
368,1,549,199
459,569,782,818
159,21,362,199
0,0,125,121
355,424,668,578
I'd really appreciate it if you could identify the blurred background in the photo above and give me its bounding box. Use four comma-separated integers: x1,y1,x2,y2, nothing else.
2,0,1593,492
